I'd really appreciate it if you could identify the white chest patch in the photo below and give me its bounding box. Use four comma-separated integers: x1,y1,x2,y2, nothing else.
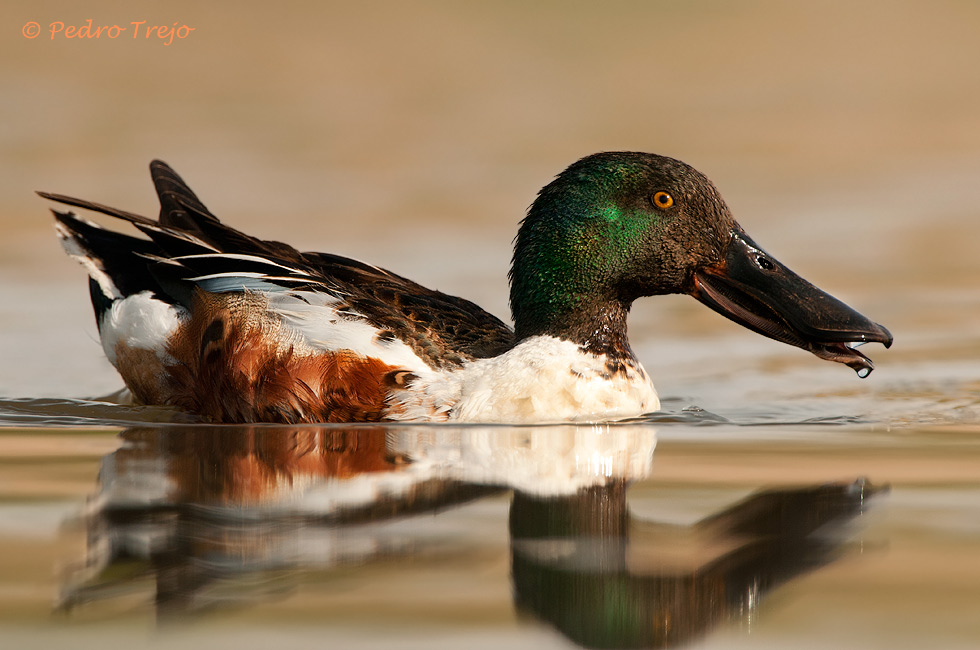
392,336,660,423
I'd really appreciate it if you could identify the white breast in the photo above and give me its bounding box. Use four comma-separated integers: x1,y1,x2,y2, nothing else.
400,336,659,423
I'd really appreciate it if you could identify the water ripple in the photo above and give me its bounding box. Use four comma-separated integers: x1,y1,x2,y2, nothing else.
0,397,188,427
0,395,876,430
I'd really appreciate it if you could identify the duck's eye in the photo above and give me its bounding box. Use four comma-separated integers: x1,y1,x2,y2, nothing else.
651,191,674,209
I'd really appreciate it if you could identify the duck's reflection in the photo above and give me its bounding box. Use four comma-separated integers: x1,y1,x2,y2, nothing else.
62,424,881,649
67,426,502,615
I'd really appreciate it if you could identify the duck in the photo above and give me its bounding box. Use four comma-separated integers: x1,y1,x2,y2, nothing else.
42,152,892,424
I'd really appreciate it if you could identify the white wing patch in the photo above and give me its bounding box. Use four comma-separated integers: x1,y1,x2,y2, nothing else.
176,253,314,276
267,291,434,373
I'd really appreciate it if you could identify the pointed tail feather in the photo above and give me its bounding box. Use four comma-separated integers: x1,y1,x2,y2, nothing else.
38,191,156,226
150,159,222,230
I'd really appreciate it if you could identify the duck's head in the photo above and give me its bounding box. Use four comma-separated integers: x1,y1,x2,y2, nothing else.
510,152,892,375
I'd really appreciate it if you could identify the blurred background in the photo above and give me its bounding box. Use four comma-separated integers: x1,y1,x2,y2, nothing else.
3,4,980,649
2,0,979,417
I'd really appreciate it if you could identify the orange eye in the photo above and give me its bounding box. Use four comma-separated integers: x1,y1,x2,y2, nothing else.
652,191,674,209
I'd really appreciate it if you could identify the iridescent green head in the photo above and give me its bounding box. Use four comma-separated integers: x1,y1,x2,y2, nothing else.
509,152,733,344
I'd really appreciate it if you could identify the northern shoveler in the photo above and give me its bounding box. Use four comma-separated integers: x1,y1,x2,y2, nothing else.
42,153,892,424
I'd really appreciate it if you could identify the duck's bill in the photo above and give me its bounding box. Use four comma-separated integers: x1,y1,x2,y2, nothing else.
691,227,893,377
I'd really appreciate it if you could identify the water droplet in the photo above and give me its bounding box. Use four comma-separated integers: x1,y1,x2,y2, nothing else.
856,367,872,379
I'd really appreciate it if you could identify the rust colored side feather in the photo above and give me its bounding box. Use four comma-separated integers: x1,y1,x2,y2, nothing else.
118,291,408,423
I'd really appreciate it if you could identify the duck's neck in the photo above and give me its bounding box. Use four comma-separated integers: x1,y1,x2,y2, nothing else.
511,288,637,361
562,298,637,360
509,184,641,361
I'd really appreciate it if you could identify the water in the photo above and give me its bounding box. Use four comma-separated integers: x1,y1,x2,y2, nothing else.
4,1,980,647
1,389,979,649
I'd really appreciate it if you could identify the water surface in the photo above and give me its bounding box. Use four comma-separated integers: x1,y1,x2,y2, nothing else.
1,393,978,649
